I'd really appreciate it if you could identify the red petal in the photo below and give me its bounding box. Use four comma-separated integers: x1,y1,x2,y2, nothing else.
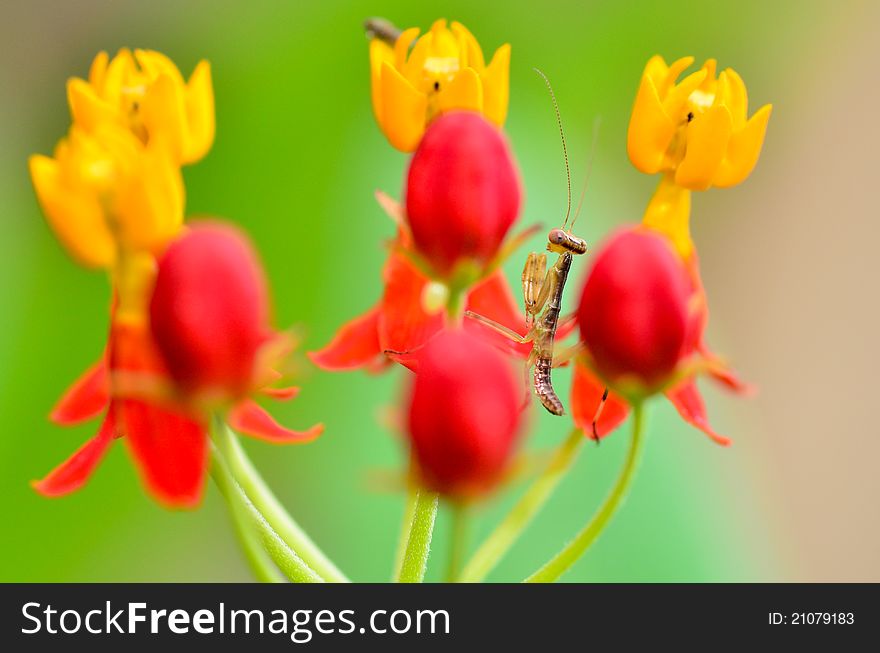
50,359,110,425
570,362,629,439
665,380,732,446
308,306,383,371
121,399,208,508
32,413,116,497
379,251,443,355
260,385,300,401
465,270,532,357
228,399,324,444
697,342,754,395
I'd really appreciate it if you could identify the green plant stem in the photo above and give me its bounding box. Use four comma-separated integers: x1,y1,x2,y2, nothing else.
457,427,585,582
210,444,321,583
396,488,439,583
391,486,419,580
212,450,285,583
525,403,646,583
446,503,468,582
213,419,350,583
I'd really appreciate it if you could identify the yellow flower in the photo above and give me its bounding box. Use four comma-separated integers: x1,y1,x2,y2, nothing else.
627,56,772,191
67,49,215,165
29,123,184,269
369,19,510,151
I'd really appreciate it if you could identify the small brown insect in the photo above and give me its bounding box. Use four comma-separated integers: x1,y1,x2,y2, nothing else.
466,70,594,416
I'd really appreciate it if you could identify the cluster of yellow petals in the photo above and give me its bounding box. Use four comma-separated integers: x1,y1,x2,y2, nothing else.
369,19,510,151
29,123,183,269
29,49,214,271
628,56,772,191
68,48,215,165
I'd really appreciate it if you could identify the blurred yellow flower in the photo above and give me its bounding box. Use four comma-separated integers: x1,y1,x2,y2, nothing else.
29,123,184,269
67,49,215,165
369,19,510,151
627,56,772,191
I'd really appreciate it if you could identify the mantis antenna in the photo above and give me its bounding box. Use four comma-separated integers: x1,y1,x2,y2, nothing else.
533,68,572,231
571,115,603,230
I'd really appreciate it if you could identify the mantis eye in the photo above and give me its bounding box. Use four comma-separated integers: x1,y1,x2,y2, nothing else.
548,229,566,244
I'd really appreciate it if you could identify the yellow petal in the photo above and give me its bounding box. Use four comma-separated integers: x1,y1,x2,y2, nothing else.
697,59,717,91
88,51,109,90
642,174,693,260
660,56,694,96
29,154,116,268
712,104,772,188
481,44,510,126
379,61,427,152
719,68,748,130
102,49,134,106
643,55,672,90
394,27,420,71
115,144,184,252
134,49,186,87
67,78,120,132
450,21,485,70
627,73,676,174
140,73,188,162
675,105,733,190
429,19,458,58
369,38,394,122
402,27,432,85
438,67,483,115
183,59,215,163
662,68,707,121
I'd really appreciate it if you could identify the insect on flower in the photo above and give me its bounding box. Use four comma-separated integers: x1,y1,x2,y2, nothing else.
465,70,591,416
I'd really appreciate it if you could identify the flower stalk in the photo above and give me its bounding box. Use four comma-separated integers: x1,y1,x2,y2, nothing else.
212,418,349,582
395,488,440,583
209,442,320,583
458,427,585,582
525,403,646,582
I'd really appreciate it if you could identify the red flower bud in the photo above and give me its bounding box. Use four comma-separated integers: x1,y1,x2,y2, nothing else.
405,111,521,276
577,227,691,391
406,329,524,498
150,222,269,401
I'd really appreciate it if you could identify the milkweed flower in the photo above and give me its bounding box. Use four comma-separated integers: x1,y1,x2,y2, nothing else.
369,18,510,151
406,111,522,280
572,227,746,445
34,223,322,507
406,329,524,498
29,123,183,269
628,56,772,191
309,191,531,372
67,48,215,165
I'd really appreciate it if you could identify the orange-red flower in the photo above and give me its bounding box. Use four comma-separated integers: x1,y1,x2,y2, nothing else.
407,329,524,498
309,195,530,372
34,223,322,507
571,226,748,445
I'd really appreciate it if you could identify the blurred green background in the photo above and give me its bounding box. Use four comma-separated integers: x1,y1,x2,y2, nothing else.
2,0,877,582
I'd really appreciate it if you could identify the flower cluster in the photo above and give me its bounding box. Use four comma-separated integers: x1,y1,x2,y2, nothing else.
569,55,771,444
27,20,774,584
369,19,510,151
31,50,320,507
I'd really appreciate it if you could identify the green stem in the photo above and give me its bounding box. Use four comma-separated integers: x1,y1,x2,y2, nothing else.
396,489,439,583
446,503,468,582
457,427,585,582
391,486,420,580
525,403,646,583
212,450,285,583
213,419,350,583
210,444,321,583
